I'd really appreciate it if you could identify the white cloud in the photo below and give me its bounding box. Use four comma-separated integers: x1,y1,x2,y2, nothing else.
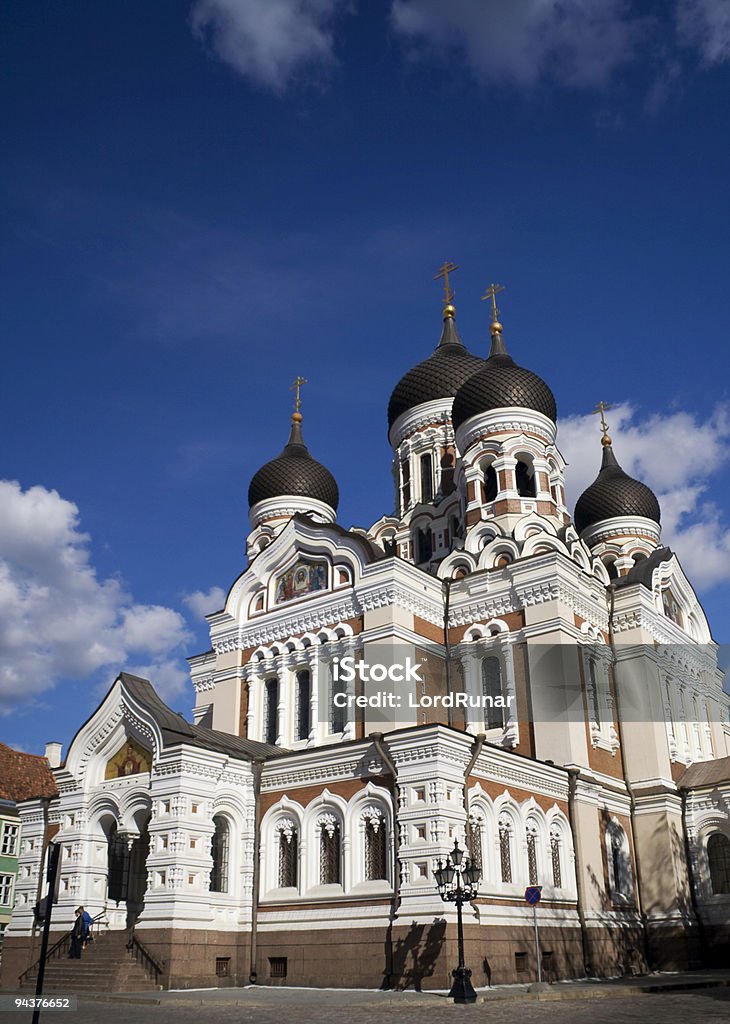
183,586,227,620
0,481,193,713
391,0,646,88
190,0,349,93
558,404,730,590
676,0,730,64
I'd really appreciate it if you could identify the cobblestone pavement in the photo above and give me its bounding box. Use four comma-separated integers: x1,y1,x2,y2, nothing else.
4,985,730,1024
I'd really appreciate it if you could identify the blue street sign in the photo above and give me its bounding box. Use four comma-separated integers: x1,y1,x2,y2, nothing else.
524,885,542,905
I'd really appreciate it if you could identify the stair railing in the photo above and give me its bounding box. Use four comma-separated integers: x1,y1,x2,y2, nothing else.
18,910,107,987
126,929,164,987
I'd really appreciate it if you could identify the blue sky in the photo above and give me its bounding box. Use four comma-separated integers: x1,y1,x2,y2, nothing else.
2,0,730,754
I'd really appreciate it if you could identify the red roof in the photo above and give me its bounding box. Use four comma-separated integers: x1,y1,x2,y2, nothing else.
0,742,58,802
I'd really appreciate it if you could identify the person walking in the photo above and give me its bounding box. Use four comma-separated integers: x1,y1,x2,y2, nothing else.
80,905,93,948
68,908,84,959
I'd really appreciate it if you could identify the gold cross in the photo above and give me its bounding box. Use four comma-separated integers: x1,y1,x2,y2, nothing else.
592,400,614,440
434,261,459,306
290,376,307,413
482,283,505,322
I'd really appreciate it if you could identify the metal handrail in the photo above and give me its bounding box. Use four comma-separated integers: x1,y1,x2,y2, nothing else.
126,930,164,984
18,910,107,987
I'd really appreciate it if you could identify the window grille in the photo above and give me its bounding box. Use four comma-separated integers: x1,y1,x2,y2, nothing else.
264,677,279,745
364,818,387,881
209,815,230,893
498,815,512,883
482,657,504,730
550,829,562,889
277,824,298,888
468,815,483,873
215,957,230,977
319,817,341,884
526,822,539,886
296,669,311,741
269,957,287,978
707,833,730,895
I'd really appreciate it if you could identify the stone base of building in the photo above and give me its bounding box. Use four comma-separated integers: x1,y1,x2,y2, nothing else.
0,920,715,993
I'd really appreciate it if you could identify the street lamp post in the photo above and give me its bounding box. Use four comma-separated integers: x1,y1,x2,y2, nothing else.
434,839,481,1004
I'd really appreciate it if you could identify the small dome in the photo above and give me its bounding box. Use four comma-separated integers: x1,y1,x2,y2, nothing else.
388,313,484,431
452,332,556,430
248,417,339,511
574,443,660,533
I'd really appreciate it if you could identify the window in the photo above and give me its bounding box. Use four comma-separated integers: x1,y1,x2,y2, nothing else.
295,669,311,741
363,811,387,881
550,827,562,889
498,814,513,883
482,656,504,730
707,833,730,895
588,660,601,727
416,527,432,563
264,677,279,745
607,822,633,902
215,957,231,977
269,957,288,978
483,464,498,503
318,816,341,884
515,460,536,498
0,875,13,907
401,459,411,508
468,815,483,874
330,663,347,734
420,454,434,503
209,815,230,894
277,821,298,888
1,824,19,857
526,821,539,885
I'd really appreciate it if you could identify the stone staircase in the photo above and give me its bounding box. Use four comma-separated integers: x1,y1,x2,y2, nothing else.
21,930,162,993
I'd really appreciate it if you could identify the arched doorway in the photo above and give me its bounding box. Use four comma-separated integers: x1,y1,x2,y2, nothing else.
104,811,151,927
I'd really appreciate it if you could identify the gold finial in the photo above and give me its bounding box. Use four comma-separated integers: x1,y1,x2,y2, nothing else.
290,376,307,421
434,261,459,315
592,400,614,446
482,282,505,333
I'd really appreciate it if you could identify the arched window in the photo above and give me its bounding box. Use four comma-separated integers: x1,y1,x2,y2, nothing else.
550,825,562,888
318,814,341,884
707,833,730,894
607,821,633,902
468,814,484,874
483,464,498,503
329,662,347,735
420,454,434,503
209,815,230,893
264,677,279,745
603,557,618,581
362,808,387,881
588,660,601,726
482,656,504,730
296,669,311,741
276,820,298,888
415,527,432,563
515,459,536,498
526,820,539,885
498,813,513,883
401,459,411,508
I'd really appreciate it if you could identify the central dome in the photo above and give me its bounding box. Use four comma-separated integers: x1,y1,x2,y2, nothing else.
248,416,339,511
452,330,557,430
388,311,484,432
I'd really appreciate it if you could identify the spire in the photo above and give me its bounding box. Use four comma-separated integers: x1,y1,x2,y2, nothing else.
433,261,466,349
481,282,508,357
285,376,308,450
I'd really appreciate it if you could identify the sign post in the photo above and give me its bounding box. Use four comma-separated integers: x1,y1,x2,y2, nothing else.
524,885,543,984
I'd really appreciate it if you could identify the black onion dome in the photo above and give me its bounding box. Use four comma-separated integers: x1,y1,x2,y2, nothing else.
248,416,339,511
452,332,557,429
574,443,660,533
387,313,485,431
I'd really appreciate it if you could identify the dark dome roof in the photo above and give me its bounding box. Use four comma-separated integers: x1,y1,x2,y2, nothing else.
574,443,660,533
452,332,557,429
248,417,339,511
388,313,484,431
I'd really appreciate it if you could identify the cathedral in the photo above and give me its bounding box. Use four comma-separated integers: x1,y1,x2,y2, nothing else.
3,274,730,993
